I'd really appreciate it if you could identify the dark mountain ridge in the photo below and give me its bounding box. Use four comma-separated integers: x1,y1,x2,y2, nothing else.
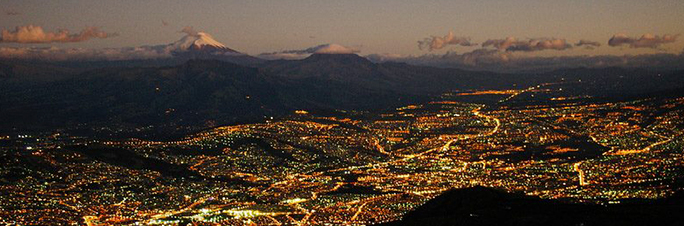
0,60,281,136
1,55,683,138
381,186,684,226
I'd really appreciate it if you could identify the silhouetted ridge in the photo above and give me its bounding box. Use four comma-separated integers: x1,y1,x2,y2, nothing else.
3,59,684,138
381,186,684,226
302,53,373,65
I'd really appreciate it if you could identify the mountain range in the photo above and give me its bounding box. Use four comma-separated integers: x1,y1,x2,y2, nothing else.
1,32,684,138
165,31,265,66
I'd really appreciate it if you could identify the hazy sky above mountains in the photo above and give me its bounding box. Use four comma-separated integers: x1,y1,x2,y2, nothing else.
1,0,683,58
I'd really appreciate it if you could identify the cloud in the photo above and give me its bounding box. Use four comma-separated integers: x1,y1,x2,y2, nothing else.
258,44,359,60
481,37,517,51
315,44,357,54
370,48,684,72
575,40,601,49
395,49,512,68
0,25,116,43
180,26,199,36
482,37,572,52
437,49,511,65
418,31,476,51
0,46,173,61
365,53,407,62
608,33,679,48
0,29,248,61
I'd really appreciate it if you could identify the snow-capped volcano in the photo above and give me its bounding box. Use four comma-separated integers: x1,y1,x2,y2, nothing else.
257,44,360,60
154,29,264,65
169,32,241,55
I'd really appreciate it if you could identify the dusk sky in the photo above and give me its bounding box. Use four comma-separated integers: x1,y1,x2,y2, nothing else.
1,0,683,57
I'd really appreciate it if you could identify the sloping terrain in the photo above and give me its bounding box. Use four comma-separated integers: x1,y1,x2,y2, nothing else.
381,186,684,226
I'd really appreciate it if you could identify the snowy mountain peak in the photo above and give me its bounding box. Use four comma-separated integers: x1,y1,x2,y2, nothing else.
190,32,228,49
170,31,240,54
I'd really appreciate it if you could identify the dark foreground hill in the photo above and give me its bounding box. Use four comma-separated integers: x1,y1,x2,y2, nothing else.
380,186,684,226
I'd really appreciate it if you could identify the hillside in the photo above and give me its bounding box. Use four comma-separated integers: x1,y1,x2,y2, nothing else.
381,186,684,226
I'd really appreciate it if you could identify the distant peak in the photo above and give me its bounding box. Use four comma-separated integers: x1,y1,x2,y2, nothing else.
257,43,360,60
313,44,357,54
170,31,239,54
190,32,229,49
303,52,372,64
307,53,362,58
